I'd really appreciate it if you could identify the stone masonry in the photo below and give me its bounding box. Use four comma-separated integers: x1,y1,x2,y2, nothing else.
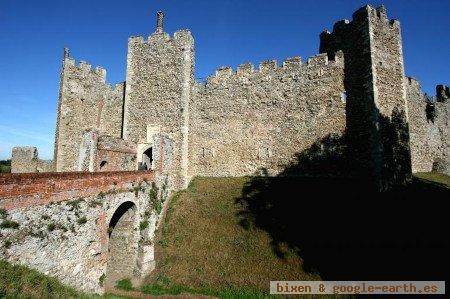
11,147,54,173
0,171,162,294
10,5,450,188
2,3,449,295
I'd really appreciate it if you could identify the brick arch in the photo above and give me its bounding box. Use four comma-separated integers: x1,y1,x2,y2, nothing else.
105,200,139,288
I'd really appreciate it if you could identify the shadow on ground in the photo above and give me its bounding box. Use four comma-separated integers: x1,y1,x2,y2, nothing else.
236,137,449,281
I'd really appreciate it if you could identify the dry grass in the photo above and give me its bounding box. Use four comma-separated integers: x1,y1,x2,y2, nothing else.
148,177,319,294
414,172,450,189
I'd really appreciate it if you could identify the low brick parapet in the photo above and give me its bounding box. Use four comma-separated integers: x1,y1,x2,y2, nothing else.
0,171,154,210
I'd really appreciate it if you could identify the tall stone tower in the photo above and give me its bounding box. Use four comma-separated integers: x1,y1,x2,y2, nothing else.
320,5,412,190
122,11,195,189
53,48,125,172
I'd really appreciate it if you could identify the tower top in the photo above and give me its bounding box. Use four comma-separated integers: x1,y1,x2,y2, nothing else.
156,11,164,33
63,47,70,59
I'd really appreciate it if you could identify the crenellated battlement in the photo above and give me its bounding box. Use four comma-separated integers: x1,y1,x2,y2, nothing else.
282,57,302,69
205,51,344,85
307,53,329,66
259,60,277,73
63,51,124,94
45,6,450,191
406,76,420,87
215,66,233,78
64,55,107,83
322,4,401,44
128,29,194,48
237,63,254,76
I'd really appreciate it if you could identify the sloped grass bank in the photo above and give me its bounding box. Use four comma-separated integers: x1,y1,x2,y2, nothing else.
143,173,449,297
0,260,81,298
143,177,320,297
414,172,450,189
0,260,125,299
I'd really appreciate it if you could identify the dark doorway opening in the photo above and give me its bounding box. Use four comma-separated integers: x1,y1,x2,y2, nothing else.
106,201,138,288
140,147,153,170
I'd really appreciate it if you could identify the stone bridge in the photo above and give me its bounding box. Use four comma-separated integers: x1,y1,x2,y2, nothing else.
0,170,167,293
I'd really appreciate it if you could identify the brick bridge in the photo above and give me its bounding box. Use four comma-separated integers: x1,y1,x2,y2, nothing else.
0,170,166,293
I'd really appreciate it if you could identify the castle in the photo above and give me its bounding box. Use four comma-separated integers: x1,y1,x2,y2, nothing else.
1,4,449,293
11,5,449,190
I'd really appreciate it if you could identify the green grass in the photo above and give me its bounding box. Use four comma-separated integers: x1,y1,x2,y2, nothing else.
115,279,133,291
143,177,320,297
127,172,447,299
141,273,275,298
0,259,81,298
0,260,128,299
414,172,450,189
141,279,270,298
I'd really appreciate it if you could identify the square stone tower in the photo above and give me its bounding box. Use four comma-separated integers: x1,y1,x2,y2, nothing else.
122,12,195,189
320,5,412,190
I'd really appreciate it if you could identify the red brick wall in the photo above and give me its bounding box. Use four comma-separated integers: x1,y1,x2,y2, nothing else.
0,171,154,210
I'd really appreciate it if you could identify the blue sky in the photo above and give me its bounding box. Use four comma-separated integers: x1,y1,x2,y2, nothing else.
0,0,449,160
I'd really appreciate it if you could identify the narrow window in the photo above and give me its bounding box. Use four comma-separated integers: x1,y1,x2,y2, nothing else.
100,161,107,170
341,91,347,103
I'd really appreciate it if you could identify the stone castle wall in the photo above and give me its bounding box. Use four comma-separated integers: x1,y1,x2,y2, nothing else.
11,147,54,173
54,53,125,172
319,5,412,189
96,135,137,172
406,78,449,174
9,5,449,188
122,30,194,189
0,171,160,293
77,131,137,172
189,53,346,178
368,6,412,187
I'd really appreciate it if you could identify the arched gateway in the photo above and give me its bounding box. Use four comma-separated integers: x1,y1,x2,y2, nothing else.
105,201,139,288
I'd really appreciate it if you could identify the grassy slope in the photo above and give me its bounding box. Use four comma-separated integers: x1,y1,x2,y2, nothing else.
0,260,81,298
1,173,448,298
414,172,450,189
144,173,450,297
0,260,124,299
144,177,320,296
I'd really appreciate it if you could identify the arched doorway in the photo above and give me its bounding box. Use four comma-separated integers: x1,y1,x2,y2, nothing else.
105,201,138,288
138,146,153,170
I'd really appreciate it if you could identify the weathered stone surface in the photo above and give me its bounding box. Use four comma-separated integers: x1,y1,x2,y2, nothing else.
320,5,414,189
0,171,162,294
10,5,449,190
11,147,54,173
406,78,449,174
53,50,125,172
190,52,346,178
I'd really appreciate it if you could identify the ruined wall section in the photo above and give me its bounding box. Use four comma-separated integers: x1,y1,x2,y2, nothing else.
11,147,54,173
123,31,194,189
406,78,449,174
0,171,159,293
54,55,125,172
190,52,346,177
95,135,137,172
320,5,411,189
